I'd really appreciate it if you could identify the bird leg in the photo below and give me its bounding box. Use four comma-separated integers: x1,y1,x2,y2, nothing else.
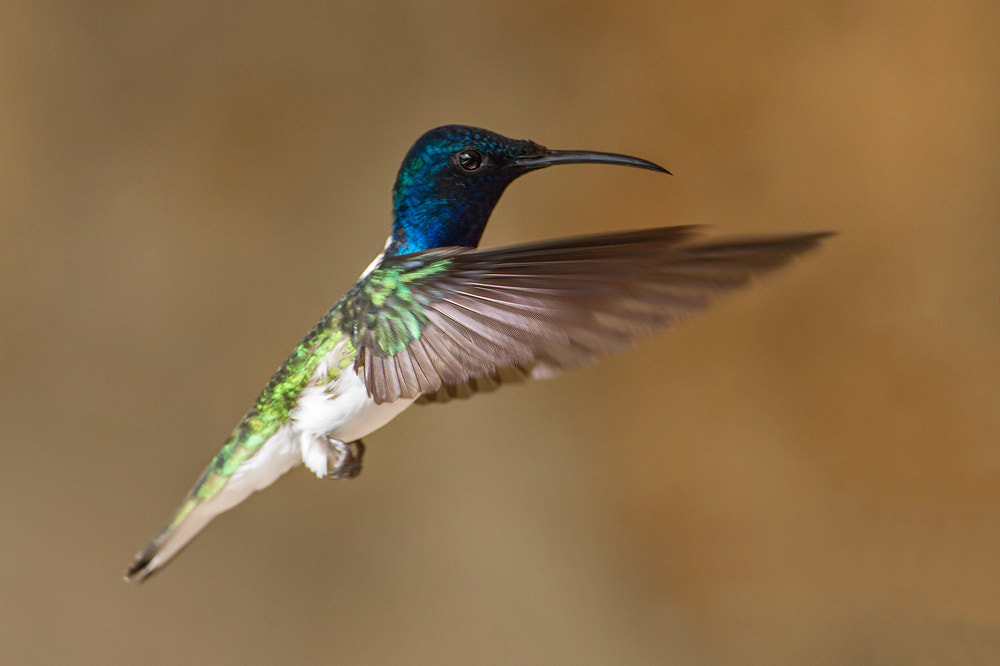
327,439,365,479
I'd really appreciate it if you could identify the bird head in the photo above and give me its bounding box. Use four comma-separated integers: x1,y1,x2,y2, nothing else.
388,125,667,255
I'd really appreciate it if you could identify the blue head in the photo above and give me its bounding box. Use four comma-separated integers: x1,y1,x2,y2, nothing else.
387,125,668,256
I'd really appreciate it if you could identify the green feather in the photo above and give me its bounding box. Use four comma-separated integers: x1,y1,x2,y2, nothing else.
342,256,453,356
182,305,353,507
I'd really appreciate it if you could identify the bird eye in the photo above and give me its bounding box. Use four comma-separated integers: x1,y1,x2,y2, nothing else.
455,148,485,172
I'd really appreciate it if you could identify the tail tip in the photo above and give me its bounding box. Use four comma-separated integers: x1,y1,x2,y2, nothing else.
123,547,157,584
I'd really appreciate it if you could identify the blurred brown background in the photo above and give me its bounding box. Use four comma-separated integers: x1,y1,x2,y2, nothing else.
1,1,998,664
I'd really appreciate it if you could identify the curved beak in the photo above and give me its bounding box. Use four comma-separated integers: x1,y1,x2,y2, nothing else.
513,149,669,174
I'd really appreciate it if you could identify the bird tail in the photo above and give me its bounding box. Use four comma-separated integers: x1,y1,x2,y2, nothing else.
124,430,300,583
124,495,222,583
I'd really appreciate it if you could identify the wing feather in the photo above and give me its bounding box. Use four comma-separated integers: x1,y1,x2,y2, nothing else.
346,227,831,404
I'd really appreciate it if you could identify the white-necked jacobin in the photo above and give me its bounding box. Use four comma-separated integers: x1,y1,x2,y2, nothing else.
125,125,830,582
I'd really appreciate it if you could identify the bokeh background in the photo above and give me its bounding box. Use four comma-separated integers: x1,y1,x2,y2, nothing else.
2,1,998,664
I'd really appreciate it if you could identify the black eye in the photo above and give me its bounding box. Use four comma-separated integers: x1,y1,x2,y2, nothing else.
455,148,485,172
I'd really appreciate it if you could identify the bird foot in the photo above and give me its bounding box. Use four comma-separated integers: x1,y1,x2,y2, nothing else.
327,439,365,479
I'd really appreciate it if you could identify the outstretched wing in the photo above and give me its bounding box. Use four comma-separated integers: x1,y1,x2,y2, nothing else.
343,226,831,405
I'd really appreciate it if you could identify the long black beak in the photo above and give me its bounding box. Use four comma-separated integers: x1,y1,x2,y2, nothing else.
513,149,669,174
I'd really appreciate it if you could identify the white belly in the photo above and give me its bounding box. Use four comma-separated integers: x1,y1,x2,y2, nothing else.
291,365,415,443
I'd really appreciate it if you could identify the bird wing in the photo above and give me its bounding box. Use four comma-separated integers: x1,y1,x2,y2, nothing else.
343,226,831,405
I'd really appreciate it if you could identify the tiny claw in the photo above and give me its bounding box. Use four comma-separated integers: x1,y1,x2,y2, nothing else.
327,439,365,479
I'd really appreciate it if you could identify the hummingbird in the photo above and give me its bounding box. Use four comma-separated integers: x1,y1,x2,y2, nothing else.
125,125,830,582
